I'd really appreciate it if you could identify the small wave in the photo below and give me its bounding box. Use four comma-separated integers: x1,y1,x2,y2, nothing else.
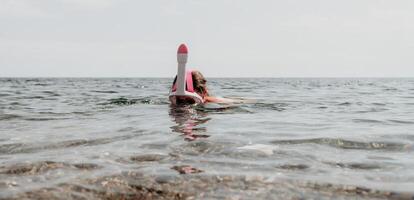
372,103,386,106
388,119,414,124
324,161,382,170
104,97,137,105
338,102,352,106
252,102,288,111
23,117,71,121
27,111,92,117
21,96,45,100
0,132,146,155
222,86,254,90
270,138,410,151
0,114,22,121
10,101,23,106
353,119,385,124
355,108,388,113
36,111,67,115
42,91,60,96
103,97,168,106
34,83,51,86
0,161,100,175
71,111,93,116
383,87,399,91
275,164,309,170
129,154,168,162
91,90,118,94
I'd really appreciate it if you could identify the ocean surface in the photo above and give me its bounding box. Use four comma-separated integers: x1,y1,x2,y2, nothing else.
0,78,413,199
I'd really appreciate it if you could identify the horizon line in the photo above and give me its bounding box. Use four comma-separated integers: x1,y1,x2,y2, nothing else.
1,76,413,79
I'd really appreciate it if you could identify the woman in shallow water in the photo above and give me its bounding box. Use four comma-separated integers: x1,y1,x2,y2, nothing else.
170,70,252,105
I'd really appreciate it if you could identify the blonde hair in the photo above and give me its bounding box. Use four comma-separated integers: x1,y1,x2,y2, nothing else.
192,71,209,98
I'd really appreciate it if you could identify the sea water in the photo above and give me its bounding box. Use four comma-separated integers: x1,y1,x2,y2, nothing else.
0,78,413,199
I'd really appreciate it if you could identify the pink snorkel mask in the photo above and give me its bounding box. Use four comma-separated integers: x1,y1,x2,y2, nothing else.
169,44,204,105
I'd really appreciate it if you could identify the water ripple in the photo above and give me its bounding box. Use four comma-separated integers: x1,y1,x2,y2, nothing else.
0,132,147,155
270,138,411,151
103,97,169,106
1,78,414,198
0,161,100,175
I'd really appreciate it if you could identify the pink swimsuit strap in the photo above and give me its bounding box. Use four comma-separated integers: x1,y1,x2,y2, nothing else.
186,70,194,92
171,70,194,92
172,80,177,92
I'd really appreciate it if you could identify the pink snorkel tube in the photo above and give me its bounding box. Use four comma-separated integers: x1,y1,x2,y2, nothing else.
169,44,204,105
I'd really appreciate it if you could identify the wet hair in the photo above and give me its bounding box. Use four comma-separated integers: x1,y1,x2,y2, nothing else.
192,71,209,98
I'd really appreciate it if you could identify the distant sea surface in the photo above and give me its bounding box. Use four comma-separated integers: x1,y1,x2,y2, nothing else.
1,78,414,199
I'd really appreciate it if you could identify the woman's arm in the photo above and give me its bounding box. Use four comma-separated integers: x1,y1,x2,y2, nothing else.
204,96,257,104
204,96,235,104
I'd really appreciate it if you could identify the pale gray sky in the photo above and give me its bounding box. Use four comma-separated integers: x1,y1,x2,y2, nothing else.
1,0,413,77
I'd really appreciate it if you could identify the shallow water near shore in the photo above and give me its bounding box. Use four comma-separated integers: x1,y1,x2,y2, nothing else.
1,78,414,199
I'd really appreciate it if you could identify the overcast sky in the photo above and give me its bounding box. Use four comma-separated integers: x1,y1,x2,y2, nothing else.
1,0,413,77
